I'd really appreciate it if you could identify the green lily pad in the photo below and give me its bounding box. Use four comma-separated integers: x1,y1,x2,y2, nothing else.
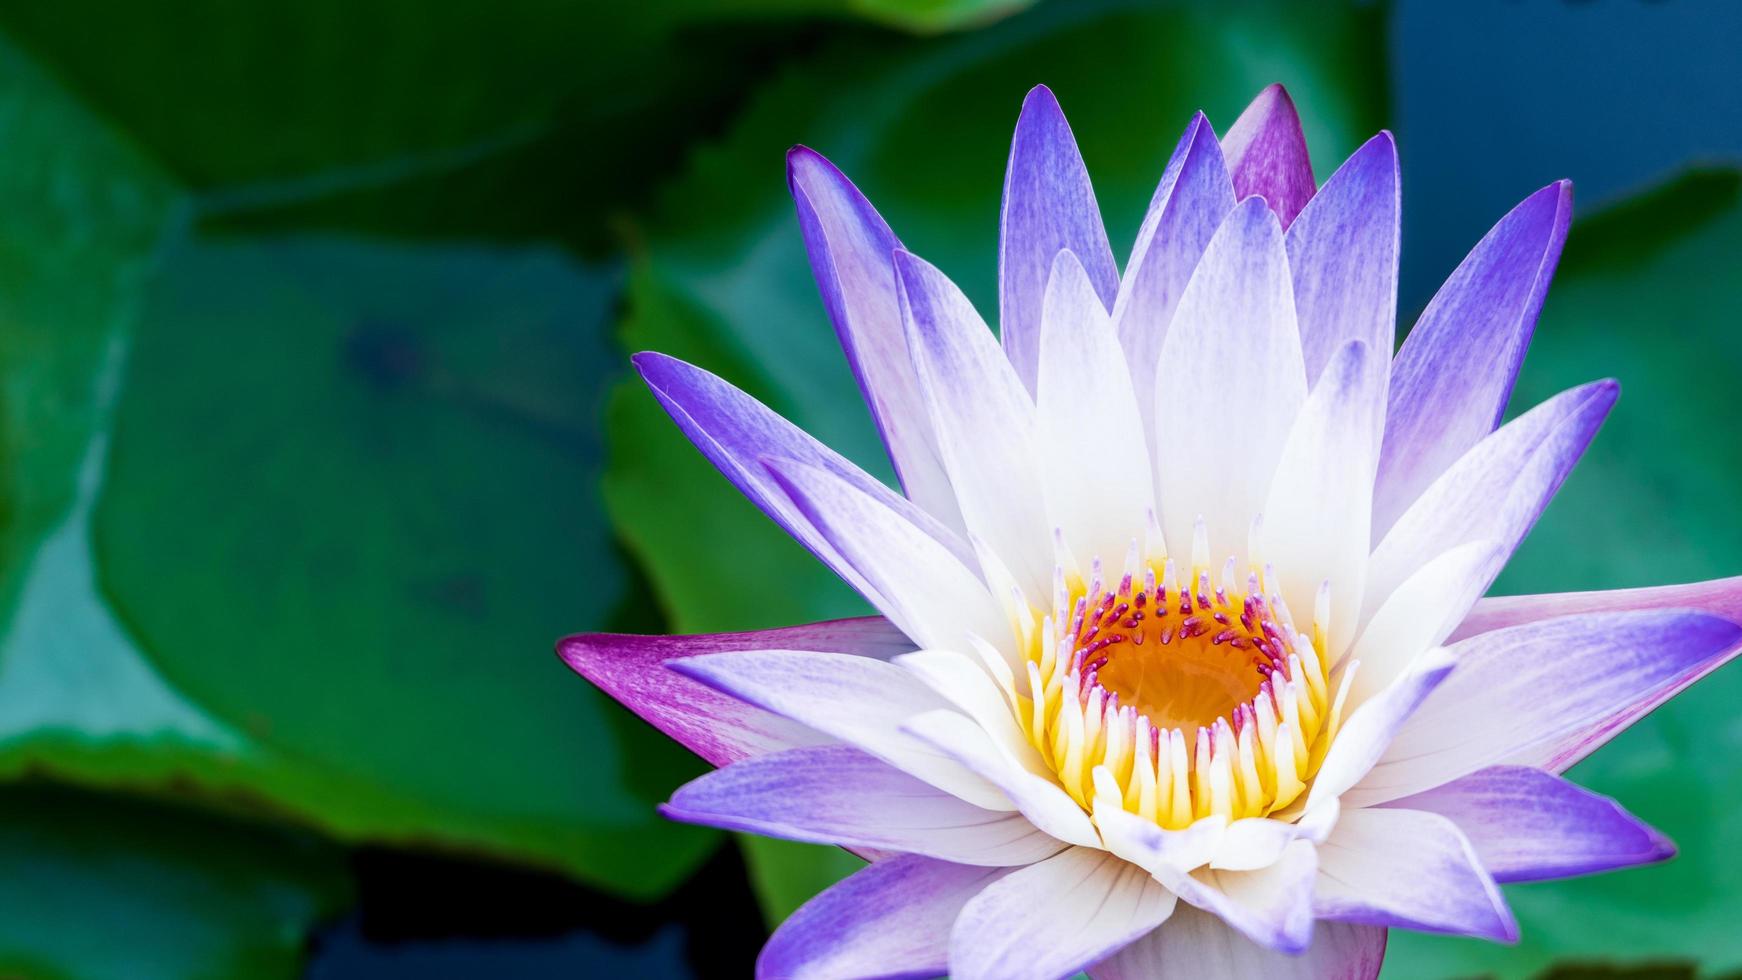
0,782,350,980
603,0,1385,927
1382,171,1742,976
81,233,715,896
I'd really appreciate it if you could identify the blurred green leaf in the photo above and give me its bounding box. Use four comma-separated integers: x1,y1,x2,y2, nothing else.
0,18,714,917
0,782,350,980
1382,170,1742,976
603,0,1385,925
74,234,715,896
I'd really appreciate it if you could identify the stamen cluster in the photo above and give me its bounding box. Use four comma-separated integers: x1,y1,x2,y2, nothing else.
1017,552,1349,829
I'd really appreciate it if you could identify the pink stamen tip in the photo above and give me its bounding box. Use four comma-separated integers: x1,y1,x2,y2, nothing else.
1211,629,1237,646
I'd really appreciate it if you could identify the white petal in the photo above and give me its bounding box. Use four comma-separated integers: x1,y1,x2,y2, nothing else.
1259,339,1384,655
670,649,1011,811
897,250,1055,598
1037,250,1156,564
904,708,1102,850
765,457,1011,653
1343,539,1505,704
949,847,1176,980
1315,807,1516,941
665,745,1061,865
1154,197,1306,565
1089,903,1386,980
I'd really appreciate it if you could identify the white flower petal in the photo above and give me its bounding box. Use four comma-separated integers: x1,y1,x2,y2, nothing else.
1037,250,1157,564
1155,197,1307,565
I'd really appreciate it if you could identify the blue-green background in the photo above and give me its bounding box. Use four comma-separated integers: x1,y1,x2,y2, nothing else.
0,1,1735,976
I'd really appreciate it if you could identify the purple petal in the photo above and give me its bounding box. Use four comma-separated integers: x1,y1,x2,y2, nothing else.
1386,765,1673,883
764,457,1011,654
949,846,1175,980
1315,807,1517,941
1154,197,1307,564
1286,132,1400,388
1090,905,1386,980
1220,84,1316,229
1347,610,1742,806
1373,180,1574,535
788,147,964,531
633,353,974,603
1111,113,1235,424
663,744,1060,866
1364,379,1617,628
1451,576,1742,772
557,617,909,767
759,853,1012,980
897,250,1054,598
670,648,1010,811
999,85,1119,394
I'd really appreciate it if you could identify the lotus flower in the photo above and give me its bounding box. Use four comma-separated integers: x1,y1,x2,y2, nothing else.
562,84,1742,978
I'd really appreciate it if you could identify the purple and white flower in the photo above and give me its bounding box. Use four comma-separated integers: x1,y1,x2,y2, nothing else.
562,83,1742,979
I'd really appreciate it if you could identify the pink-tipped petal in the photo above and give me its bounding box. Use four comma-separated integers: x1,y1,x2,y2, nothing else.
788,147,964,531
1000,85,1119,394
1286,131,1400,388
557,617,909,767
1349,610,1742,806
1221,84,1316,229
1374,180,1575,535
664,745,1060,866
1315,807,1517,942
1090,904,1386,980
758,854,1013,980
949,846,1176,980
1386,765,1674,883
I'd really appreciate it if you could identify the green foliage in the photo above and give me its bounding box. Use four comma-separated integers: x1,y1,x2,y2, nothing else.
1382,171,1742,977
604,0,1387,934
0,783,350,980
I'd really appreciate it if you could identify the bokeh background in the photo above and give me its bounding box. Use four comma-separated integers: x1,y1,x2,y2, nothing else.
0,0,1737,977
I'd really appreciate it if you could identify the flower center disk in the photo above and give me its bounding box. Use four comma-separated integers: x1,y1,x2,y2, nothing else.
1017,557,1345,829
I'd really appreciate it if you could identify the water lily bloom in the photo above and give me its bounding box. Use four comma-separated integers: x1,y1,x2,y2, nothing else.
562,83,1742,979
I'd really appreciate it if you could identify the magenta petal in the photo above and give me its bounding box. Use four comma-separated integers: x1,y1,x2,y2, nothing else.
557,617,910,767
1373,180,1574,535
1451,576,1742,773
1090,905,1386,980
1286,131,1400,388
663,744,1061,866
1220,84,1316,229
758,854,1012,980
788,148,963,530
1387,765,1674,883
1000,85,1119,394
